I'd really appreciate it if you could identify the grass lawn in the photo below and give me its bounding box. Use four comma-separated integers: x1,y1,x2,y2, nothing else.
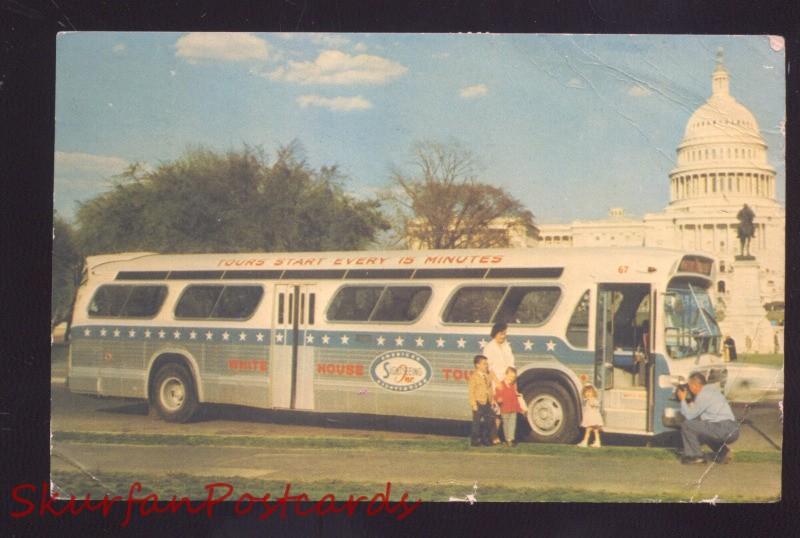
52,430,781,464
50,470,779,503
738,353,783,367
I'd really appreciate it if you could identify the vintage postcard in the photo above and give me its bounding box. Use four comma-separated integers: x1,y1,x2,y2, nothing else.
46,33,784,513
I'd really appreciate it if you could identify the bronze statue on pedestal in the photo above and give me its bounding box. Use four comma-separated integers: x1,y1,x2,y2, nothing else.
736,204,755,259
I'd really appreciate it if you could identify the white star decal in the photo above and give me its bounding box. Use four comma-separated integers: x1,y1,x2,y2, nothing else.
321,334,330,344
239,332,247,341
275,332,284,343
340,335,350,345
306,334,315,344
205,331,213,340
173,330,181,339
415,336,425,347
256,333,264,342
436,337,446,348
376,335,386,346
394,336,405,346
456,338,466,349
189,331,197,340
523,339,534,351
546,340,556,351
478,339,488,349
222,331,230,341
100,328,107,337
83,328,91,337
144,330,152,338
158,330,166,339
128,329,136,338
113,328,121,337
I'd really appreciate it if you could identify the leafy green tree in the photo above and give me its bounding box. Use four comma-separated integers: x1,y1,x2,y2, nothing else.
51,212,82,326
388,140,538,249
75,144,389,255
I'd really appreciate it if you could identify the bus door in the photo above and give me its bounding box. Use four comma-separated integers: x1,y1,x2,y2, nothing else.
595,286,616,395
596,283,653,429
645,288,658,432
271,284,316,410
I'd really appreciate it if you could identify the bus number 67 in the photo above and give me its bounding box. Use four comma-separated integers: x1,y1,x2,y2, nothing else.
618,265,629,274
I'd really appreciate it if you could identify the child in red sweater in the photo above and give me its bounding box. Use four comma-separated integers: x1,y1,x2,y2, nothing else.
494,367,525,447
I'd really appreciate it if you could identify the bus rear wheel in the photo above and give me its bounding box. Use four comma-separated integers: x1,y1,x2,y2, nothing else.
523,381,579,444
152,363,198,423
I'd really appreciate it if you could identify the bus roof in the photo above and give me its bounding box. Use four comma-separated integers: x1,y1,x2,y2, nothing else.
84,247,715,282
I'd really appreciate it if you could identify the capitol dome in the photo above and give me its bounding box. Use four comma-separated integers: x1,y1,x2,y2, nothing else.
669,49,776,207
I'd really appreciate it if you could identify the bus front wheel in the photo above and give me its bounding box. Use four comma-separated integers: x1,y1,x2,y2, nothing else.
152,363,199,423
523,381,579,444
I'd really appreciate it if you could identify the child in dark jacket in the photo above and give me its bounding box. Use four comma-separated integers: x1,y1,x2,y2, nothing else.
494,367,525,446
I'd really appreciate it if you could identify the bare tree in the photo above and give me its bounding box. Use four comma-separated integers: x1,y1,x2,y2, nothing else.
388,140,538,249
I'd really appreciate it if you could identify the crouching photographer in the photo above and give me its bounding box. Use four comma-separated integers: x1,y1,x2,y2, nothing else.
677,372,739,464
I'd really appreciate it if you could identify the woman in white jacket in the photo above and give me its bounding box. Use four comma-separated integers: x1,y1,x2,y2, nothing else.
483,321,516,443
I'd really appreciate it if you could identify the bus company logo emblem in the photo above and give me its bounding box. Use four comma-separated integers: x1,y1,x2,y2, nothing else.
370,350,432,392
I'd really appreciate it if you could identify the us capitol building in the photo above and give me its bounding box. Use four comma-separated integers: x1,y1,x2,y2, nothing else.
537,50,785,352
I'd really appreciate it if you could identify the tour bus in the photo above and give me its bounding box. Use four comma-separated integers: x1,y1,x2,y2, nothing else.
65,247,727,443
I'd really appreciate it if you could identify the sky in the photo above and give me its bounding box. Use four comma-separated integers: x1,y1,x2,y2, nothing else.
54,33,786,225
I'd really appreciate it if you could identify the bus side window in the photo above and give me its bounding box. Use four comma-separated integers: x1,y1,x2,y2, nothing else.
566,290,590,348
495,287,561,325
443,287,506,324
370,286,432,322
300,293,305,324
278,293,285,324
88,285,131,317
288,293,293,324
308,293,315,325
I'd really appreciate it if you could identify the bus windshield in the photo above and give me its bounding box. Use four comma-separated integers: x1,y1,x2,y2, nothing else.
663,282,721,359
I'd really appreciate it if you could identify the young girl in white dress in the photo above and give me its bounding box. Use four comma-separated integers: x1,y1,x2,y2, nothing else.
577,384,604,448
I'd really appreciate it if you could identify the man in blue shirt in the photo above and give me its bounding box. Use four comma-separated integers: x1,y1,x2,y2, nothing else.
677,372,740,464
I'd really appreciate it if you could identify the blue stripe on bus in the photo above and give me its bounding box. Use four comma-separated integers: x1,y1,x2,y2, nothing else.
69,325,594,363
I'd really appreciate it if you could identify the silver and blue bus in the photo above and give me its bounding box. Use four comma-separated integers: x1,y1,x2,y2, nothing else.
66,247,726,443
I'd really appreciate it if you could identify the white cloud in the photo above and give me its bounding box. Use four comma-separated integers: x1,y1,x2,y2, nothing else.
353,42,368,53
309,33,351,48
54,151,130,187
459,84,488,99
268,50,407,85
627,85,652,97
175,32,269,63
432,52,450,59
296,94,373,111
112,43,126,54
566,77,585,89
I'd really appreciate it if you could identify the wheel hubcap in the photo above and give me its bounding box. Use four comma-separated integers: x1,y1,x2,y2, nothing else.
160,376,185,411
528,394,563,435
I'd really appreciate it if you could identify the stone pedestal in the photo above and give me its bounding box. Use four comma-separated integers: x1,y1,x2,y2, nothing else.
718,259,773,353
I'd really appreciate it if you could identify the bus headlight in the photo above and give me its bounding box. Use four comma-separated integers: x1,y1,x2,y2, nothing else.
662,406,683,428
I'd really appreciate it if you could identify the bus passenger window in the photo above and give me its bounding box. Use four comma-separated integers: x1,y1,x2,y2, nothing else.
370,287,431,322
327,286,383,321
122,286,168,317
308,293,315,325
443,287,506,324
566,290,590,348
495,287,561,326
88,285,130,317
211,286,263,320
175,286,223,318
278,293,285,324
288,293,293,324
